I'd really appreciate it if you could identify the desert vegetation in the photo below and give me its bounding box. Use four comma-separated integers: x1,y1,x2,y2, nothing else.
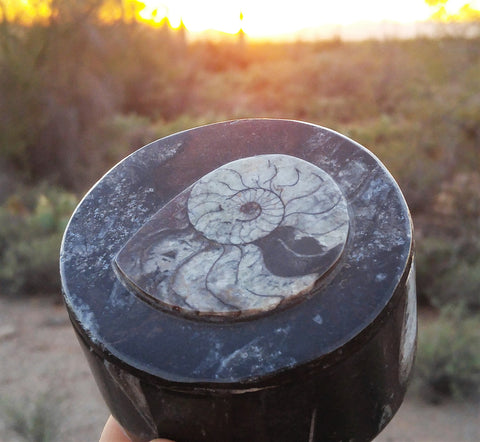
0,0,479,408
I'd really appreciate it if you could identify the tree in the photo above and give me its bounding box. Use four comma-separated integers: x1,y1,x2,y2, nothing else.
0,0,123,188
426,0,480,23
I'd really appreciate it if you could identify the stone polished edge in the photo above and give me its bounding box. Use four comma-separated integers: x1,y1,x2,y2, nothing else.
114,154,349,320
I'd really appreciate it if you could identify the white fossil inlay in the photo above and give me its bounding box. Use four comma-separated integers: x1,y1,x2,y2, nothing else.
115,154,350,319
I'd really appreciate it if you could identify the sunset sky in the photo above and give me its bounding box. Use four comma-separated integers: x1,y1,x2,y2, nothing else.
138,0,480,37
2,0,479,39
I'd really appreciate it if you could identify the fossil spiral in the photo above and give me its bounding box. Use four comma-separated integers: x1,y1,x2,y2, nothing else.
114,154,350,319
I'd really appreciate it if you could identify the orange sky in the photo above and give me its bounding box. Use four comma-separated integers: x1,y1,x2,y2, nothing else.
2,0,479,39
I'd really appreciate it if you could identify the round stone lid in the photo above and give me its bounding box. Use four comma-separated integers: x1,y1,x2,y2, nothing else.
60,119,413,386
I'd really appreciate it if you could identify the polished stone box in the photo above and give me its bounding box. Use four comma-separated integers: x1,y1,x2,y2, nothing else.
60,119,416,442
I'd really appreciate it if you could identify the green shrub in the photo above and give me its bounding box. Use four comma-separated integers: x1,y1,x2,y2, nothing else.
0,186,77,296
416,236,480,311
430,259,480,311
1,392,62,442
151,113,226,140
415,311,480,402
95,113,155,169
415,236,458,306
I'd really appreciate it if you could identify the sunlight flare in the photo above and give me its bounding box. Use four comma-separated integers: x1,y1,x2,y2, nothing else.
136,0,439,37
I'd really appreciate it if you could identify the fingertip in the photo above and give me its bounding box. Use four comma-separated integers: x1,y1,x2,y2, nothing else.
100,416,131,442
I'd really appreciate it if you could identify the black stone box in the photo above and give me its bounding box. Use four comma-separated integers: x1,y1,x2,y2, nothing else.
60,119,416,442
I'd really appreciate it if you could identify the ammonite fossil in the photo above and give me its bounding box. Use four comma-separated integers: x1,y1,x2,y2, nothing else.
114,154,349,319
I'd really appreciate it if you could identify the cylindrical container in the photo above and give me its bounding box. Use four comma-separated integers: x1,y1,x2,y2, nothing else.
60,119,416,442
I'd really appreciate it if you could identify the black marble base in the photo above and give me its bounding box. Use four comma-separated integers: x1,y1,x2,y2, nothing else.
77,279,410,442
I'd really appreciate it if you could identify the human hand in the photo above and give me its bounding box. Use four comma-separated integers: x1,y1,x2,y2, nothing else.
100,415,174,442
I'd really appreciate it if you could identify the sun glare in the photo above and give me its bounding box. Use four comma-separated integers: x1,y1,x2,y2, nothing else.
137,0,441,38
442,0,480,15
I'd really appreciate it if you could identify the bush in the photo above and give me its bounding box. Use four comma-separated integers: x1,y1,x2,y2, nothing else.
431,260,480,311
415,236,456,306
415,235,480,311
415,310,480,402
1,392,62,442
0,186,77,296
415,170,480,310
94,113,155,169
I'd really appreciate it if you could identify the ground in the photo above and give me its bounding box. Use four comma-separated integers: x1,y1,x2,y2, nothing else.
0,297,478,442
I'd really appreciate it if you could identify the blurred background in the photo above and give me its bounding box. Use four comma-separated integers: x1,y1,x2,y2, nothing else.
0,0,479,440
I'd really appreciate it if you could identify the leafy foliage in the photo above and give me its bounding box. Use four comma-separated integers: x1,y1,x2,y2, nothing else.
0,185,77,295
415,309,480,402
1,392,62,442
